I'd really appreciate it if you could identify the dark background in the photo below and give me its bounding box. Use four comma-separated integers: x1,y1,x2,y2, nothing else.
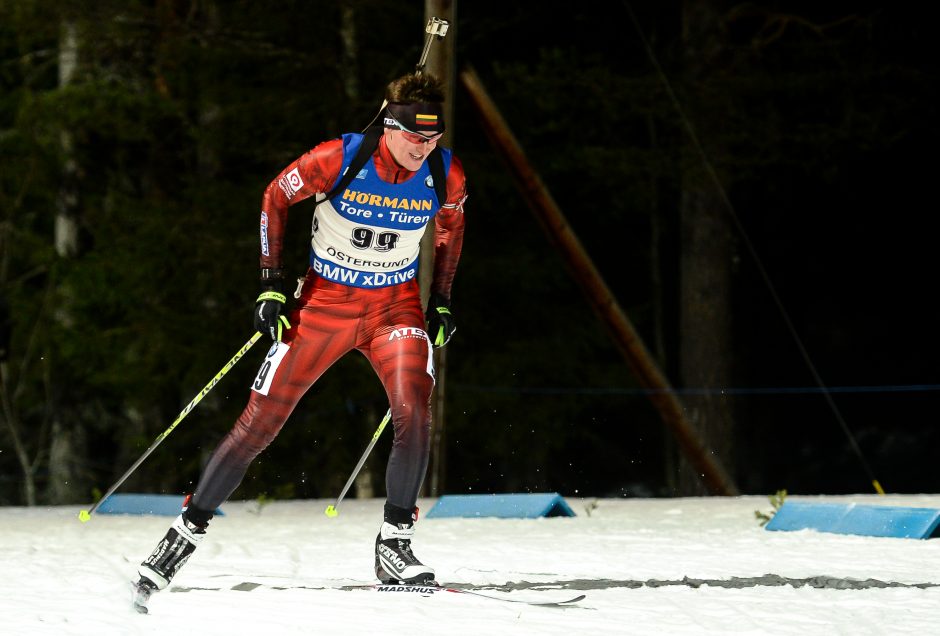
1,1,937,505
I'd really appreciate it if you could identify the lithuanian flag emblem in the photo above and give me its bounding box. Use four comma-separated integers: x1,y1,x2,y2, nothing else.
415,113,438,127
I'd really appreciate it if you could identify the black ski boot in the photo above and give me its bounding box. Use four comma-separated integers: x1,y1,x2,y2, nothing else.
374,503,435,585
133,499,212,613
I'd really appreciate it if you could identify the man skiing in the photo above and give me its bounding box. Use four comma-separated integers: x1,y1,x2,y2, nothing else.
134,71,467,607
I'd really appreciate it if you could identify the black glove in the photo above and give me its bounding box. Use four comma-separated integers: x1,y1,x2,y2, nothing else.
254,279,291,342
426,292,456,348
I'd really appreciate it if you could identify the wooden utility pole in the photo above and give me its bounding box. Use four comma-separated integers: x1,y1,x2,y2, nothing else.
419,1,456,497
676,0,737,495
459,66,739,496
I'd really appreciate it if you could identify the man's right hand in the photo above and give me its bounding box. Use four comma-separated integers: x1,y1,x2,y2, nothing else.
254,289,291,342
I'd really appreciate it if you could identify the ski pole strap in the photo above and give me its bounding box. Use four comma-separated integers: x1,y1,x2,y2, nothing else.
257,291,287,304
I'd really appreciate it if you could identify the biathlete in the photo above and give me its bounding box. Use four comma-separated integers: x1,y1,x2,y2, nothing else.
134,71,467,606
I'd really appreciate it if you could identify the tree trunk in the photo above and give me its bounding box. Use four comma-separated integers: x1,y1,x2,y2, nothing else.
47,18,86,505
678,182,735,494
0,364,37,505
55,22,80,259
677,0,736,495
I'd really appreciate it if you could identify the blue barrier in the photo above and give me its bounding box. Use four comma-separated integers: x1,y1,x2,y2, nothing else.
96,493,224,517
426,492,576,519
765,501,940,539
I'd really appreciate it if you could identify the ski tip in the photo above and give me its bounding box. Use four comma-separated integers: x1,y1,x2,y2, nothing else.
325,505,338,518
131,578,157,613
78,510,91,523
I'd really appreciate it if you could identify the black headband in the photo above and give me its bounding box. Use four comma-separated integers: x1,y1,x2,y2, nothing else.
384,102,446,135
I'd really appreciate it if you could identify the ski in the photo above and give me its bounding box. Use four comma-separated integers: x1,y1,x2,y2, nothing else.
131,579,157,614
369,583,586,607
168,580,586,608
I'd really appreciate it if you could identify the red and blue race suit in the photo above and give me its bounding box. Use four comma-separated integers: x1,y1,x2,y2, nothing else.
191,133,467,512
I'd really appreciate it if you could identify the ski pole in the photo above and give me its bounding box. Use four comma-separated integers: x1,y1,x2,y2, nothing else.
325,408,392,517
78,332,263,522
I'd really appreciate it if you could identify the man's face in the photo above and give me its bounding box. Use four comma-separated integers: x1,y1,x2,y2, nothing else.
385,127,443,172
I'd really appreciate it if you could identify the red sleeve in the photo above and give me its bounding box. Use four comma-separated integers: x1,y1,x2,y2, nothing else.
431,154,467,301
259,138,345,271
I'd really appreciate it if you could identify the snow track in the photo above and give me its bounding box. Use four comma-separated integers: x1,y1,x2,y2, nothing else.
2,495,938,634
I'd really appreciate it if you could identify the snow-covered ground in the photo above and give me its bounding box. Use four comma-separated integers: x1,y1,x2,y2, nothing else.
2,494,938,635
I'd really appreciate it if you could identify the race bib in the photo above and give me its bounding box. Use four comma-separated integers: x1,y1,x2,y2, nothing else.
251,341,290,395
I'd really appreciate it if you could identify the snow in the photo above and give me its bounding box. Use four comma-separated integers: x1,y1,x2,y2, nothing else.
2,494,939,635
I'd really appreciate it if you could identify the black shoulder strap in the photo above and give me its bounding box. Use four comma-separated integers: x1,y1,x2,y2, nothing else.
324,126,448,207
324,126,384,201
428,147,447,207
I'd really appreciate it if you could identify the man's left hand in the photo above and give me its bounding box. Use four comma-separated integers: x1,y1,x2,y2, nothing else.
426,293,456,348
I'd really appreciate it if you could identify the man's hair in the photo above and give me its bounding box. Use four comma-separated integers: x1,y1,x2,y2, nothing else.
384,73,445,104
